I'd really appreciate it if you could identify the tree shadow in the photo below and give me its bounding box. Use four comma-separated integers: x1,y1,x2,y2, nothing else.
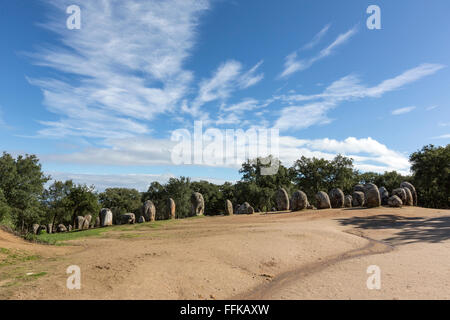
337,214,450,245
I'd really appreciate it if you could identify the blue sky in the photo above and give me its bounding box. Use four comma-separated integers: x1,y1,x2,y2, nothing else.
0,0,449,191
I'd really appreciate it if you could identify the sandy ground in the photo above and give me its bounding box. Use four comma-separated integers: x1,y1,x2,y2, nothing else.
1,206,449,300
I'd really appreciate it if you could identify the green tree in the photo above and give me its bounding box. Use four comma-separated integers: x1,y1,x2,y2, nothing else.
42,180,74,227
0,189,12,228
237,156,294,211
410,144,450,208
191,180,223,215
66,184,100,224
0,153,50,231
99,188,142,221
292,155,358,204
143,177,193,219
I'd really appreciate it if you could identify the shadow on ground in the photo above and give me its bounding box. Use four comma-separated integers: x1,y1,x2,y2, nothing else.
337,214,450,245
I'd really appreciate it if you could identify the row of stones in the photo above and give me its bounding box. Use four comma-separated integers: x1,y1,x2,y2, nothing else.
274,181,418,212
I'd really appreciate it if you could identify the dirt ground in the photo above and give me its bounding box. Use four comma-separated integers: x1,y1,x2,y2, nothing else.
1,206,450,300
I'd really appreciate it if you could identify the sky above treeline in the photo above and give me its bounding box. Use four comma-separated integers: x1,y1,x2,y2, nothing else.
0,0,449,191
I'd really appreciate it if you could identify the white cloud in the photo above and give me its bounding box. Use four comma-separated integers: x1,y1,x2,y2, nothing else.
301,24,331,51
279,26,357,78
29,0,210,138
432,134,450,139
47,172,232,192
187,60,264,117
42,132,411,177
426,105,438,111
274,64,445,131
391,106,416,115
238,60,265,89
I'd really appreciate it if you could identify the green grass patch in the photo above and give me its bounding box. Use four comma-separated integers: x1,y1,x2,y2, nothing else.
32,215,205,245
35,227,109,245
0,250,41,268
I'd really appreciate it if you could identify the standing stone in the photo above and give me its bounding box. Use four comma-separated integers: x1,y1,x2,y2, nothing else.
276,188,290,211
329,188,345,208
291,191,309,211
142,200,156,222
138,216,145,224
364,183,381,208
47,224,53,234
120,213,136,225
32,224,40,235
191,192,205,216
237,202,254,214
82,215,92,230
225,200,233,216
166,198,176,220
400,182,417,206
344,195,353,208
57,224,67,233
75,216,85,230
68,225,72,232
379,187,389,206
352,191,365,207
94,217,100,228
354,184,365,193
315,191,331,209
392,188,407,205
100,208,113,227
403,187,414,206
388,195,403,208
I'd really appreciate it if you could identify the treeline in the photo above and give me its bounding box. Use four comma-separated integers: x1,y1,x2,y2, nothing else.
0,144,448,233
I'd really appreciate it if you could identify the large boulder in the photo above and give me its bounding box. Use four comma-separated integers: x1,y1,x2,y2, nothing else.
99,208,113,227
329,188,345,208
392,188,407,205
344,195,353,208
236,202,254,215
379,187,389,206
225,200,233,216
75,216,85,230
352,191,365,207
82,215,92,230
94,217,100,228
56,224,67,233
400,182,417,206
167,198,176,220
291,191,309,211
120,213,136,225
315,191,331,210
191,192,205,216
276,188,290,211
354,184,365,193
388,195,403,208
364,183,381,208
403,187,414,206
32,224,40,235
142,200,156,222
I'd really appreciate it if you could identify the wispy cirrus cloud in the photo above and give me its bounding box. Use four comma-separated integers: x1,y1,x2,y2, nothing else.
279,25,357,78
185,60,264,117
274,63,445,131
29,0,210,138
391,106,416,115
